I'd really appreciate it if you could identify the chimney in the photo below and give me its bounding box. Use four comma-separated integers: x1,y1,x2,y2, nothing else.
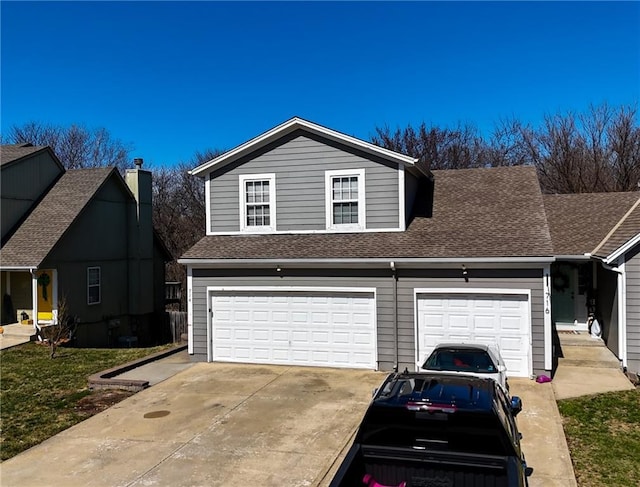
125,158,153,315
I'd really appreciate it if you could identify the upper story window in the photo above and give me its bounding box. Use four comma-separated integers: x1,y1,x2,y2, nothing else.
239,173,276,232
87,266,101,305
325,169,365,231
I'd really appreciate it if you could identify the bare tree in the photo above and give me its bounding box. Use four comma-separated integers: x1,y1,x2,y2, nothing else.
372,122,492,171
37,296,76,359
8,122,132,172
521,104,640,193
153,148,225,308
371,103,639,193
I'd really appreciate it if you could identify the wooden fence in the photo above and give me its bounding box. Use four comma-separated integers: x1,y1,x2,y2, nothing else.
165,310,187,343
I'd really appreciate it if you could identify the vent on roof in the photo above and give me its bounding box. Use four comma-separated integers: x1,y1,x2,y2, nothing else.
133,158,143,168
18,143,34,148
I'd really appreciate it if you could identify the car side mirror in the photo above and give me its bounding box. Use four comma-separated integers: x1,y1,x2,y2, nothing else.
510,396,523,416
498,365,507,372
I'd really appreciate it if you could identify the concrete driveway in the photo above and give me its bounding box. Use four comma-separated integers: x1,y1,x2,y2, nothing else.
1,363,386,487
1,362,576,487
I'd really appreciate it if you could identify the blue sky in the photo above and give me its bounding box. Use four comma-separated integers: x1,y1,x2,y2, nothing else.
2,1,639,167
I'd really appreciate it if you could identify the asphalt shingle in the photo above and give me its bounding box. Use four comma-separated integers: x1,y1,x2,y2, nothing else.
1,144,48,166
543,193,639,257
1,168,114,267
182,166,555,261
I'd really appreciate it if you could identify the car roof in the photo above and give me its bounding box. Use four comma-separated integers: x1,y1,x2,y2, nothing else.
432,343,492,352
373,372,496,411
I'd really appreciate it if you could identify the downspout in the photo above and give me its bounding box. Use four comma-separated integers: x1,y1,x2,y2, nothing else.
390,261,398,371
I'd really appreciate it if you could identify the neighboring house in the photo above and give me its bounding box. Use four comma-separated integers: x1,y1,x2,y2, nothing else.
544,193,640,374
0,143,171,347
179,117,640,378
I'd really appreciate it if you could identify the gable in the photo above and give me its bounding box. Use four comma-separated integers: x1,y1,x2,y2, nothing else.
0,168,115,268
1,147,65,241
43,172,135,265
190,117,420,178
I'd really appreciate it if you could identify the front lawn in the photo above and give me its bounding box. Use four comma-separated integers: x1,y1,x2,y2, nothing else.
558,389,640,487
0,342,172,460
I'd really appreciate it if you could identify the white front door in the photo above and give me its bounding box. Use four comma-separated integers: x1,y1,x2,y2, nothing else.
416,292,531,377
210,290,377,369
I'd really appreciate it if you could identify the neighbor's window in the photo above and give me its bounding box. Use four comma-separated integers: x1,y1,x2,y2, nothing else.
239,174,276,232
87,267,101,305
325,169,365,230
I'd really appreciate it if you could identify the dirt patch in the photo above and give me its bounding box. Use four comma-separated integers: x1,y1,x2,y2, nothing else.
75,390,137,416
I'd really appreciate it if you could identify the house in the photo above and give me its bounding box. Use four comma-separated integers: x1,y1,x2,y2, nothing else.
0,143,171,347
179,117,640,378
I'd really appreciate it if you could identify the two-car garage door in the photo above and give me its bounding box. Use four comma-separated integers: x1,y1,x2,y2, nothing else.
416,292,531,377
207,288,531,376
210,290,376,369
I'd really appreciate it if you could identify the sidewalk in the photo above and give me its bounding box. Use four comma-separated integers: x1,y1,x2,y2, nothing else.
114,347,193,385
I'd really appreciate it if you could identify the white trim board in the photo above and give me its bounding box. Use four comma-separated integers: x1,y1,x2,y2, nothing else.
190,117,419,177
412,287,533,378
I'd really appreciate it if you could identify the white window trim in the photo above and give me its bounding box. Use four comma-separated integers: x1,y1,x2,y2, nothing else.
87,266,101,305
239,173,276,233
325,168,366,231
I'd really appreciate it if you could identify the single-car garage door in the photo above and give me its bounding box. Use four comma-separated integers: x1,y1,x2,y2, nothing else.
416,292,531,377
210,289,377,369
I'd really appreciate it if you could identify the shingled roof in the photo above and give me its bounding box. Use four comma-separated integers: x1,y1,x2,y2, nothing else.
592,196,640,260
182,165,554,262
1,143,49,166
1,168,115,268
543,193,640,258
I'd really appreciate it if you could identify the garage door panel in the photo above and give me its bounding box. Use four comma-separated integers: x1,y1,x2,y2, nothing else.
417,293,531,377
211,291,376,369
449,315,472,330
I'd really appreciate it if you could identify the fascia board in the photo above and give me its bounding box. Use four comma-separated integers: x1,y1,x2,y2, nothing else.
178,256,555,268
553,254,592,261
189,117,419,177
603,232,640,265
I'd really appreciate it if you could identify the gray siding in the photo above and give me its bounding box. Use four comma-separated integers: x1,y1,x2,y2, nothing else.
190,269,394,368
626,247,640,374
1,152,63,240
190,267,546,374
208,134,400,233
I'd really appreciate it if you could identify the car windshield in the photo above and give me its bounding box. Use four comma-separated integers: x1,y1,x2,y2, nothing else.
423,349,497,374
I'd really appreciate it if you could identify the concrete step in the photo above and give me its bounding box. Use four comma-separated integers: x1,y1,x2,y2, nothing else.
0,323,37,339
557,331,605,347
557,340,622,368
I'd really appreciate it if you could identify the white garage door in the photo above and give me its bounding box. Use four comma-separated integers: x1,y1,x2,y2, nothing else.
210,290,376,369
416,292,531,377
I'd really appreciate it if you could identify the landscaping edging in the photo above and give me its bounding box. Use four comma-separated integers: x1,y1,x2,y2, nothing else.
88,344,187,392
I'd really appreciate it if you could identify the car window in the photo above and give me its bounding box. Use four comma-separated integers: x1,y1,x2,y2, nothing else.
424,349,497,373
494,385,521,450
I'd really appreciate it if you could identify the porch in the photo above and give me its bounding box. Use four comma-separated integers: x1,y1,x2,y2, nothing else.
552,330,635,398
1,269,58,328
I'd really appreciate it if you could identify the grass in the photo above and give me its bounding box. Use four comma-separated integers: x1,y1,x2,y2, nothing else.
558,389,640,487
0,342,173,460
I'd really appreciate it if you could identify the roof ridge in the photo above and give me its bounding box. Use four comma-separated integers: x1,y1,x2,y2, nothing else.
591,195,640,256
